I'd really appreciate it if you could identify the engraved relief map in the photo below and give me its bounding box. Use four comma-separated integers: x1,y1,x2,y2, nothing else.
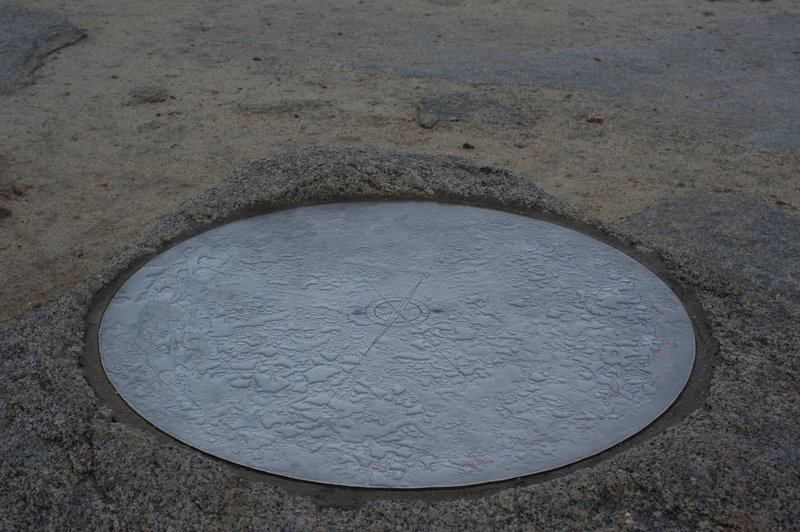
99,202,695,488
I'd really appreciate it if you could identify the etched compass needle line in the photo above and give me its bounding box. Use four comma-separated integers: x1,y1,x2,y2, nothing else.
419,336,467,377
324,274,425,408
348,264,467,376
385,278,468,377
324,312,401,408
346,264,389,302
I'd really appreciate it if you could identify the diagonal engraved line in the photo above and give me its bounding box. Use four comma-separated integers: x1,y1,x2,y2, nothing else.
398,276,423,312
346,262,390,301
322,325,387,408
348,263,423,327
349,264,466,376
388,275,468,377
325,275,425,407
412,333,466,377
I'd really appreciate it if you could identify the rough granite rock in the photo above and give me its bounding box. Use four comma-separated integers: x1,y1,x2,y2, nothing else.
0,149,798,529
0,3,86,93
620,192,800,337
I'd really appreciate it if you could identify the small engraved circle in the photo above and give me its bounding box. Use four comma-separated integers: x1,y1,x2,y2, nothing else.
364,298,431,326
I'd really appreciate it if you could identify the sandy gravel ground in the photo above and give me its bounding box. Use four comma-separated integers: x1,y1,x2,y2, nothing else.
1,0,798,328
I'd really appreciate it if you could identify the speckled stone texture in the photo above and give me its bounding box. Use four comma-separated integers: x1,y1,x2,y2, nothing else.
1,149,797,529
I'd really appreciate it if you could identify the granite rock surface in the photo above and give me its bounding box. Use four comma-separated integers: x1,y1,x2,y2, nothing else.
1,149,798,529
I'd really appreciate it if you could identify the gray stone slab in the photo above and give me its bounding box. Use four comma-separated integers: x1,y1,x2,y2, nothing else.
0,149,797,529
749,128,800,154
0,3,85,93
620,193,800,311
417,92,529,129
125,86,170,105
348,15,800,135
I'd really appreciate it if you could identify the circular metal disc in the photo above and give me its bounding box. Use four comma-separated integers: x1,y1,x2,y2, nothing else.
99,202,695,488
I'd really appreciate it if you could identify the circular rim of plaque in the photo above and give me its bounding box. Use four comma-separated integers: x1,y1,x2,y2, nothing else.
94,201,701,489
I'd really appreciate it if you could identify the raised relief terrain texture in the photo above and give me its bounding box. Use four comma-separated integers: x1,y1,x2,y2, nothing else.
100,202,694,487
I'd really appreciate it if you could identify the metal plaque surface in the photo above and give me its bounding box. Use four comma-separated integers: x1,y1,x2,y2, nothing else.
99,202,695,488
